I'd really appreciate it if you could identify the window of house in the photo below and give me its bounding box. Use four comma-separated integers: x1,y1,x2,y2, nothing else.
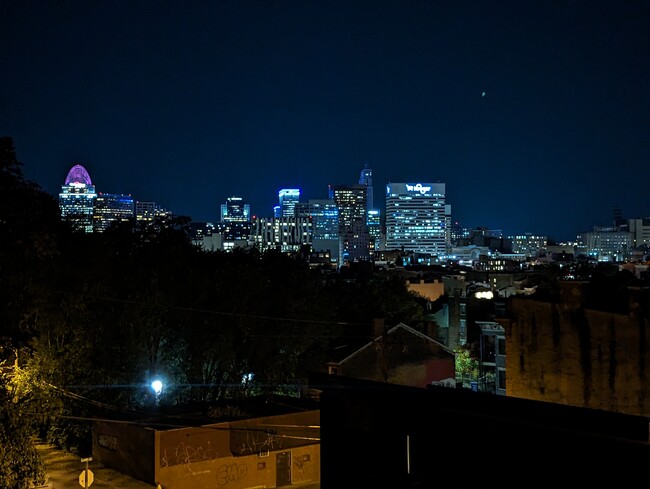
498,368,506,389
498,337,506,356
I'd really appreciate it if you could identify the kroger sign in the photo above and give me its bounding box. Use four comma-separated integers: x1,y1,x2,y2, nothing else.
405,183,432,194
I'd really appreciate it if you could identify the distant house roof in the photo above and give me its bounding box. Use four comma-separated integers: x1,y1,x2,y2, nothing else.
338,322,454,365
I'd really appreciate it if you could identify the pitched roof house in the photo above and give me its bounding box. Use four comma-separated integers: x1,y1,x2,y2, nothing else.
327,321,456,388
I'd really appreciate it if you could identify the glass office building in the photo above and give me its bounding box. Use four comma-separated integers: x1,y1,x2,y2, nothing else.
385,182,447,257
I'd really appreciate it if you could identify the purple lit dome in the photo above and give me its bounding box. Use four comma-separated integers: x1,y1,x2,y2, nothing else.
64,164,92,186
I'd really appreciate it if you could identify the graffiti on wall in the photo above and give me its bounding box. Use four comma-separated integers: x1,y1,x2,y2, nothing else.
97,433,118,451
236,429,284,455
216,462,248,487
161,441,220,467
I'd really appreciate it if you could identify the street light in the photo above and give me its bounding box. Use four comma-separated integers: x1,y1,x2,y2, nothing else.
151,379,163,395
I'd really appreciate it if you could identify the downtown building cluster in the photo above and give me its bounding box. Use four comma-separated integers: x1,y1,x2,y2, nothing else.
59,162,650,269
58,162,452,268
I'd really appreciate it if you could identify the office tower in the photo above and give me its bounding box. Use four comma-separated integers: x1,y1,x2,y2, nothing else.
295,199,339,240
359,163,374,211
295,199,339,264
278,189,300,217
59,164,97,233
93,193,135,232
220,196,250,223
331,184,372,266
219,196,251,245
367,209,382,251
385,182,447,257
359,164,383,252
135,201,171,222
250,216,312,253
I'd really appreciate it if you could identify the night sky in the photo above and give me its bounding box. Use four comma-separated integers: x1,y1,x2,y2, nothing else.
2,1,649,242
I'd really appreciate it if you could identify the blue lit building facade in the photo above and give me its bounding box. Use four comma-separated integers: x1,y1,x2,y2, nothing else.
59,164,97,233
295,199,340,265
295,199,339,240
220,196,250,222
278,188,300,217
385,182,447,258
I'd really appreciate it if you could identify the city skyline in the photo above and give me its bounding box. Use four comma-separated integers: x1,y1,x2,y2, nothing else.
2,1,650,242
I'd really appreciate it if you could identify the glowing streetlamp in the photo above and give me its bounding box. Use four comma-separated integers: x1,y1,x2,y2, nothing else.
151,379,163,396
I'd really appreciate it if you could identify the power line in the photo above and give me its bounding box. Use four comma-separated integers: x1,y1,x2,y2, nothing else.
25,413,320,440
56,290,372,327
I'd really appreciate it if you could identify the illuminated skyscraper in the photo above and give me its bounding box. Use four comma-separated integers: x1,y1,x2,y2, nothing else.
59,164,97,233
359,164,374,211
93,192,134,232
221,196,250,222
278,188,300,217
367,209,382,251
219,196,251,244
295,198,339,264
295,199,339,240
385,182,447,257
331,184,372,266
359,163,382,251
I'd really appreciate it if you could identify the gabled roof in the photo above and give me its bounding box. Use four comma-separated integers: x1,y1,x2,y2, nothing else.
338,322,454,365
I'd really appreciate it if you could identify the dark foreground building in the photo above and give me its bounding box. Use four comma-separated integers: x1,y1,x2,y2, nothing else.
311,373,650,488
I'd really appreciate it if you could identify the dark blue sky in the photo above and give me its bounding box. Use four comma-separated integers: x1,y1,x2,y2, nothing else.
2,0,649,242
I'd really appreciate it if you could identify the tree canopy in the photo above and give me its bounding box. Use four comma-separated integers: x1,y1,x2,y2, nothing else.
0,137,428,477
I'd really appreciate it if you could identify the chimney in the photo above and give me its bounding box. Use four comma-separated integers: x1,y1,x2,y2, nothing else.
373,318,385,338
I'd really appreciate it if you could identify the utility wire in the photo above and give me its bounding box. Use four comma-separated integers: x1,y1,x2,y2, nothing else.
56,290,372,327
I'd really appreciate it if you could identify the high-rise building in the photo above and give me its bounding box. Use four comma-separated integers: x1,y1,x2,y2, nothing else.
367,209,382,251
359,164,374,211
295,198,340,264
93,193,134,232
331,184,372,266
219,196,251,244
385,182,447,257
295,199,339,240
220,196,250,222
359,164,383,252
278,189,300,217
59,164,97,233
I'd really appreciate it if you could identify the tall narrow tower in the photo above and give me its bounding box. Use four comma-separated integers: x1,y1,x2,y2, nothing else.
358,163,374,211
331,184,372,267
359,163,381,251
59,164,97,233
